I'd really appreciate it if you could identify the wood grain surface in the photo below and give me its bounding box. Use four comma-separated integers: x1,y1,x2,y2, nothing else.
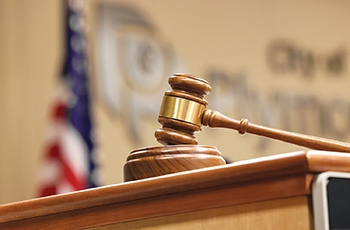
124,145,226,181
94,196,312,230
0,150,349,229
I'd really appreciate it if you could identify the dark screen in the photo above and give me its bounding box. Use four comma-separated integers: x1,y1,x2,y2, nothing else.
327,177,350,230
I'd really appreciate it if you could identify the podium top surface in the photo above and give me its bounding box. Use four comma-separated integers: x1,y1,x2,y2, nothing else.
1,150,350,229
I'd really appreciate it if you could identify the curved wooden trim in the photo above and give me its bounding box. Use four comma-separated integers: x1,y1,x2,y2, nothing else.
0,175,313,229
0,150,350,225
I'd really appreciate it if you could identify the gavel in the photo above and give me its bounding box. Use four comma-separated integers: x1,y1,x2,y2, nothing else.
155,73,350,152
124,73,350,182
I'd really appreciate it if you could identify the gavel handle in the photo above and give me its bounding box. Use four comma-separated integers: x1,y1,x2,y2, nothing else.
202,109,350,153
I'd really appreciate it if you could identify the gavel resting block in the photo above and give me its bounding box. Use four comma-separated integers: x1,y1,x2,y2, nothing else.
1,151,350,229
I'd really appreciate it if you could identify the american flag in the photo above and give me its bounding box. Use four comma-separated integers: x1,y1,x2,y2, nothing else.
38,0,98,197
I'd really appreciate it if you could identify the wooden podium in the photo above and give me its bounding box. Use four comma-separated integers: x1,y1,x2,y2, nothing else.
1,150,350,229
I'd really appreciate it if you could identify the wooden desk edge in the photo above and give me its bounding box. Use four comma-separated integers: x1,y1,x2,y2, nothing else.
0,150,349,225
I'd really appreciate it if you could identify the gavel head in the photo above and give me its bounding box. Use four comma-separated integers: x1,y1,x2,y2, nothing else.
155,73,212,145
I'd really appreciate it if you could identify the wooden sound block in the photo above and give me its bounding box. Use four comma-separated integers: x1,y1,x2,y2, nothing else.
124,145,226,181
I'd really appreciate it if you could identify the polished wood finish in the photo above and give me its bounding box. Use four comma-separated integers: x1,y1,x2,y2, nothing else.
155,118,200,145
156,74,350,153
95,196,312,230
155,73,211,145
202,109,350,152
141,74,226,182
0,151,350,229
124,145,226,181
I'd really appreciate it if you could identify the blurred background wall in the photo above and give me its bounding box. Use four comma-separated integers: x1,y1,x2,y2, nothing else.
0,0,62,204
1,0,350,204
